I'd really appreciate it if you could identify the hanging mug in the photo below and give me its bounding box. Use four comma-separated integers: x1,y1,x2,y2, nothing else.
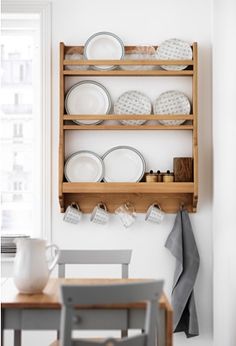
90,203,109,225
115,202,136,228
63,202,82,224
145,204,165,224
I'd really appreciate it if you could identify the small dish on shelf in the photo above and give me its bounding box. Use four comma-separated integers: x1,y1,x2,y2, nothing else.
65,80,112,125
102,146,146,182
153,90,191,126
64,151,104,182
114,90,152,126
65,53,88,70
120,46,157,71
156,38,192,71
84,31,124,70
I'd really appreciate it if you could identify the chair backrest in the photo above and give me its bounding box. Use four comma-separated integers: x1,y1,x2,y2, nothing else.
59,280,163,346
57,250,132,279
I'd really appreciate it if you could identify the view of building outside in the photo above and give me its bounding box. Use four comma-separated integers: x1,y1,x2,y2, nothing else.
1,15,41,235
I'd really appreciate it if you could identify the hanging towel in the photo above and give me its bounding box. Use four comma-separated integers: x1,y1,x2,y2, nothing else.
165,209,200,338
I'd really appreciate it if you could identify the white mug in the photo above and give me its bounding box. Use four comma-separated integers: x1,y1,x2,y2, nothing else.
115,202,136,228
145,204,165,224
63,203,82,224
90,203,109,225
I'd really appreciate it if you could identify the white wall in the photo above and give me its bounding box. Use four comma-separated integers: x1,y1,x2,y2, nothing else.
51,0,213,345
2,1,213,345
213,0,236,345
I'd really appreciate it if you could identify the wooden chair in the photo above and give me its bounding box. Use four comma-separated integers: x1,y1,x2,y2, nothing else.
57,249,132,279
60,280,164,346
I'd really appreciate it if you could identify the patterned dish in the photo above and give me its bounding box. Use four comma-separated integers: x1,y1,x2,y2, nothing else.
120,46,156,71
156,38,192,71
114,90,152,125
153,90,191,126
84,31,124,70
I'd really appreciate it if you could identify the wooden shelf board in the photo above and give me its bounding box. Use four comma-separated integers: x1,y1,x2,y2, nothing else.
64,44,196,54
63,59,194,66
63,114,194,121
63,70,193,76
62,192,195,213
62,182,194,194
63,125,193,131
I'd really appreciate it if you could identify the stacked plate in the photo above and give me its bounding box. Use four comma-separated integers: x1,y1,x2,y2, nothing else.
1,234,29,257
64,146,146,183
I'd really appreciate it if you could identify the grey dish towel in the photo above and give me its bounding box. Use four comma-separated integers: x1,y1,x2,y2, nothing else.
165,209,200,338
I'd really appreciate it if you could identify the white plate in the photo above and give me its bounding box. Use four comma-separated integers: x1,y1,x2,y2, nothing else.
156,38,192,71
65,81,112,125
114,90,152,126
153,90,191,126
84,31,124,70
65,151,104,182
103,146,146,182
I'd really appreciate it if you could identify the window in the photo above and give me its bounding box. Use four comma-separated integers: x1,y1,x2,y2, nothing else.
0,3,51,240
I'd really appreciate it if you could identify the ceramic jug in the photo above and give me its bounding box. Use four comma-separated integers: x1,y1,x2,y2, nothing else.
14,238,60,294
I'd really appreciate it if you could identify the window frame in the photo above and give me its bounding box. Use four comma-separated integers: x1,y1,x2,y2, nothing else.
1,1,52,242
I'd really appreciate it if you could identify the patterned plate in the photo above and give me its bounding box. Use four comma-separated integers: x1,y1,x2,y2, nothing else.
114,90,152,125
156,38,192,71
153,90,191,126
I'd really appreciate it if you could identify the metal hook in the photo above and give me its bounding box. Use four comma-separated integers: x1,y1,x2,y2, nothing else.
180,202,184,211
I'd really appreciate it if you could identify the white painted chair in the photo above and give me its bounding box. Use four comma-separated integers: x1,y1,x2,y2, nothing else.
57,249,132,279
59,280,164,346
50,249,132,345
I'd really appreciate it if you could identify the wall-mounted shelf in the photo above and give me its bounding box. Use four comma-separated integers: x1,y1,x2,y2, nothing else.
59,42,198,214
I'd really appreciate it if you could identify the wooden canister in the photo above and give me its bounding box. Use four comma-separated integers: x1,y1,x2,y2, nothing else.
163,170,174,182
145,171,157,182
173,157,193,182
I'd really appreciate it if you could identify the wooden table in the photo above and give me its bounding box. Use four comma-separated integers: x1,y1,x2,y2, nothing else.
1,278,173,346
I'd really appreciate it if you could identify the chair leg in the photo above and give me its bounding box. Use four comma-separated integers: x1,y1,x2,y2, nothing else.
14,330,21,346
57,330,60,340
121,330,128,338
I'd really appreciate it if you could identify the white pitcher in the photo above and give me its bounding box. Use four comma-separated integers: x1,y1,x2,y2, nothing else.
14,238,60,294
